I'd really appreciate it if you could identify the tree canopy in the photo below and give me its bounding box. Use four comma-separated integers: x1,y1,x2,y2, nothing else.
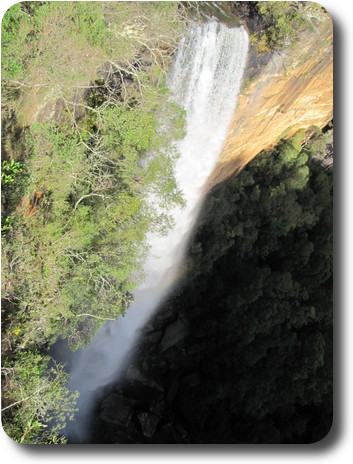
160,127,333,443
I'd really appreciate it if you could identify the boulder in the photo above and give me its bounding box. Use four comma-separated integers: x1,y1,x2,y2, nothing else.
161,318,189,352
99,393,135,427
127,365,164,392
182,372,201,389
138,411,160,438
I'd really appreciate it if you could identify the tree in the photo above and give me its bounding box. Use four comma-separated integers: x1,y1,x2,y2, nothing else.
2,351,79,444
159,128,333,443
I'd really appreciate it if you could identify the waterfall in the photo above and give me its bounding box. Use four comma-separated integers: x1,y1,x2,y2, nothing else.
67,20,248,440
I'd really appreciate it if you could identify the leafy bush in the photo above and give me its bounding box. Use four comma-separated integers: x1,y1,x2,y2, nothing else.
1,159,24,185
2,351,79,444
250,1,311,52
172,129,332,443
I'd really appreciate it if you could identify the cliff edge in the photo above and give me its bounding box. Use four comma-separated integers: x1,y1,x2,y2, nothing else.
209,6,333,187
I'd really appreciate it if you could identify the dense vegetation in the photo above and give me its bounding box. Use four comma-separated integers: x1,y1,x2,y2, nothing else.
165,127,333,443
1,1,187,443
249,1,316,53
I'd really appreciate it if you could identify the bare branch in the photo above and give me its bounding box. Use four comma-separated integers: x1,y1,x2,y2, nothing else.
1,384,49,413
74,193,107,211
74,313,116,321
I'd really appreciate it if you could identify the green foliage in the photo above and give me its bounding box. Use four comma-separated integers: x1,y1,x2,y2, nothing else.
251,1,311,52
2,350,79,444
169,129,332,443
303,125,332,161
2,99,185,348
26,122,83,211
1,215,13,236
99,99,185,210
1,158,28,237
69,2,112,51
1,159,24,185
249,31,271,54
1,2,28,81
1,1,186,124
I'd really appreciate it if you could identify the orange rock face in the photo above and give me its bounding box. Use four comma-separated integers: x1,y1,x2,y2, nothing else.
209,12,333,188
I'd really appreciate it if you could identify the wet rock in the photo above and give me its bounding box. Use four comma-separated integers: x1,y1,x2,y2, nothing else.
182,372,201,389
155,303,178,325
175,422,189,441
99,393,135,427
138,411,160,438
178,309,189,324
151,421,177,444
146,330,163,344
161,318,189,352
151,421,189,444
142,323,154,333
141,360,149,372
166,375,180,404
149,399,166,416
187,343,205,356
127,365,164,392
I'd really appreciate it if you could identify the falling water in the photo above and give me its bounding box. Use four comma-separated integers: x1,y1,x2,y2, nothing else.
67,20,248,441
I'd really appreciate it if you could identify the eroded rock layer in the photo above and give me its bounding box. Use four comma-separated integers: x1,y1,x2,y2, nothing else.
209,11,333,187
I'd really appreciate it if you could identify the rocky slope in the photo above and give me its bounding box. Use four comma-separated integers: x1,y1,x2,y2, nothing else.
209,6,333,187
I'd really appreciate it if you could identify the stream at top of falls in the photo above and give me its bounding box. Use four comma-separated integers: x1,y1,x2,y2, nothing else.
66,20,248,441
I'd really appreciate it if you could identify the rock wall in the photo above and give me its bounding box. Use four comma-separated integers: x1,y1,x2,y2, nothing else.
209,9,333,188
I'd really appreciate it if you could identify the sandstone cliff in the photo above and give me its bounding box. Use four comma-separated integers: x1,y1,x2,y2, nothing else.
209,8,333,187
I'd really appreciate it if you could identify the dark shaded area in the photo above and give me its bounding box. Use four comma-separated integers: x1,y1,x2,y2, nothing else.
84,130,332,444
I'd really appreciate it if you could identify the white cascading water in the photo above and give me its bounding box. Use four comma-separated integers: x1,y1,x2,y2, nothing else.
68,20,248,439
